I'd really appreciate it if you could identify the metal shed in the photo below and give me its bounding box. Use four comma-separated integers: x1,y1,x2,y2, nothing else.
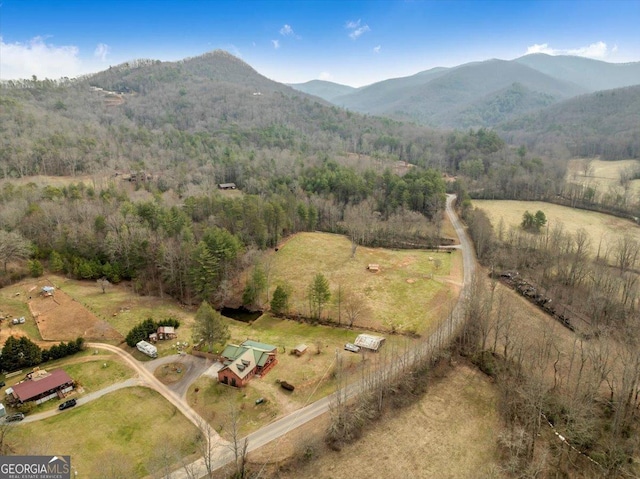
354,334,386,351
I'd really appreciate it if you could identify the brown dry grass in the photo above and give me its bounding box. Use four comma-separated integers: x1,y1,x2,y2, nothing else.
249,363,501,479
27,279,122,341
566,158,640,197
474,199,640,258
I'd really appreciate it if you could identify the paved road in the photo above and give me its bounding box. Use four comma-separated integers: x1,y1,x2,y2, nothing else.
21,377,143,423
171,194,477,479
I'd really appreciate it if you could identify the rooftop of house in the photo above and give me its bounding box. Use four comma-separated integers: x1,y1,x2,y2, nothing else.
221,340,277,368
12,369,73,402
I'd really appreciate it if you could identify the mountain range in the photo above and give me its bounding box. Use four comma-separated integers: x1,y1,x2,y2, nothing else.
1,49,639,181
290,54,640,129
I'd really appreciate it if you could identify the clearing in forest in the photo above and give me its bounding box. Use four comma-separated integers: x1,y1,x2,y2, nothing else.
26,280,122,342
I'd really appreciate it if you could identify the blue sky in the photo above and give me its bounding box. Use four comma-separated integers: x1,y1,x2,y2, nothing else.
1,0,639,86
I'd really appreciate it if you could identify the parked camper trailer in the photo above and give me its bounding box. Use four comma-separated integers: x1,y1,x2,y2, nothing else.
136,340,158,358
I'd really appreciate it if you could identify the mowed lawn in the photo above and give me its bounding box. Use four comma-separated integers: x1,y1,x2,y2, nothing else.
10,387,199,478
1,352,135,415
474,199,640,258
268,233,457,335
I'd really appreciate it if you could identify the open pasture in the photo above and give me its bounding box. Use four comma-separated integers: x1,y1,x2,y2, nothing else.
27,280,122,342
474,199,640,258
566,158,640,197
268,232,459,335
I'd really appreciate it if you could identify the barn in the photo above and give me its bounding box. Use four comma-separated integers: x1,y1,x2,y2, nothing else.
10,369,75,405
218,340,278,388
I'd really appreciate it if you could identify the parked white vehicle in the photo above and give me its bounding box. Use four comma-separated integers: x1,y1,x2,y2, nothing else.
136,340,158,358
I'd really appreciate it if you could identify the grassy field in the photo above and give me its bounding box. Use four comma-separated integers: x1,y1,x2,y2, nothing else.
9,387,200,477
266,232,457,335
188,376,282,439
474,199,640,258
566,158,640,197
251,363,501,479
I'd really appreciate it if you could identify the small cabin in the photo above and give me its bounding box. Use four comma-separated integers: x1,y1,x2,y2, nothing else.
367,264,380,273
218,183,237,190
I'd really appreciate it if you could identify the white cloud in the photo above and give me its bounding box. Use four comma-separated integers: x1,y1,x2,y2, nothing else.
0,36,82,79
319,71,333,81
94,43,110,61
346,19,370,40
271,39,280,49
525,41,611,59
373,45,381,54
280,24,294,36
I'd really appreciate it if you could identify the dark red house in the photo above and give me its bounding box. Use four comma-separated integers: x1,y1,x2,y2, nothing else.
11,369,75,405
218,340,278,388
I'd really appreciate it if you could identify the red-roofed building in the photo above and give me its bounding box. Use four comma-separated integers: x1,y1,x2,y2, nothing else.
11,369,75,405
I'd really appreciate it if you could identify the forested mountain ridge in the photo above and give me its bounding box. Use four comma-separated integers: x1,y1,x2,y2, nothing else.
514,53,640,92
290,54,640,130
286,80,356,102
0,50,450,181
330,59,586,128
498,85,640,160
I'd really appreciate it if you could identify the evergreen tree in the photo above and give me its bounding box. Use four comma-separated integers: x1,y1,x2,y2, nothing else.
190,241,218,302
49,250,64,273
192,301,229,352
242,265,267,307
270,284,289,315
1,336,42,371
28,259,44,277
308,273,331,320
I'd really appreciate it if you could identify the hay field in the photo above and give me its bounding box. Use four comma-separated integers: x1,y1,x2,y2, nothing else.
566,158,640,197
474,199,640,258
268,232,459,335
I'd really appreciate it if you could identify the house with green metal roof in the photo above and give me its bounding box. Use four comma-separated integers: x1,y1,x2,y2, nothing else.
218,340,278,388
